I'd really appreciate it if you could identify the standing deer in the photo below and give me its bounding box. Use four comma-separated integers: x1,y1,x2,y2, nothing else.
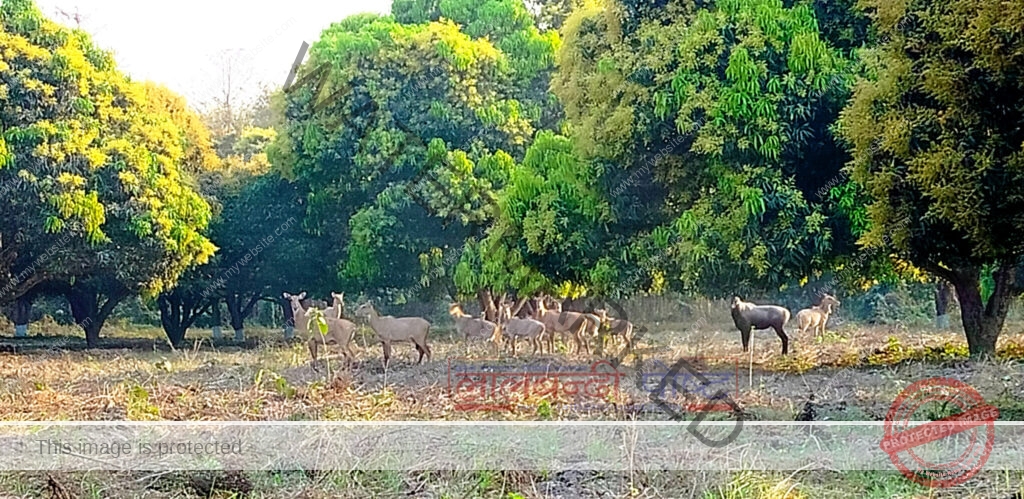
594,308,634,353
303,308,356,370
795,294,841,337
283,292,358,371
533,296,591,355
730,296,791,355
353,302,432,368
323,292,345,319
449,303,499,355
496,302,547,356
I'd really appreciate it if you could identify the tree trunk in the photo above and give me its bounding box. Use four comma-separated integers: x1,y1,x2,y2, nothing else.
225,292,260,342
158,293,210,346
947,264,1015,358
66,284,129,349
11,295,31,337
226,295,244,341
935,279,952,329
477,289,498,322
211,299,223,339
158,294,186,346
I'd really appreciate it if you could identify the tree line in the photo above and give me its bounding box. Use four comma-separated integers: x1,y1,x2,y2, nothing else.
1,0,1022,356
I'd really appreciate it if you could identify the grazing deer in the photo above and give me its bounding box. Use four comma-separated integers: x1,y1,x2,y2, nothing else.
533,296,591,355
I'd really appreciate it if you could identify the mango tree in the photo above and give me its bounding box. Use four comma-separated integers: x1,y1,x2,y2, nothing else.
274,4,559,304
839,0,1024,356
552,0,854,297
1,1,216,346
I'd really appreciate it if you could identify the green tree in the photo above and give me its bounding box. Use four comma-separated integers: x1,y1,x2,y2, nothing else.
553,0,853,297
274,6,559,304
838,0,1024,356
0,1,216,346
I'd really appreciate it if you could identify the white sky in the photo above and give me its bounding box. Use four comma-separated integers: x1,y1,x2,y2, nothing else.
33,0,393,110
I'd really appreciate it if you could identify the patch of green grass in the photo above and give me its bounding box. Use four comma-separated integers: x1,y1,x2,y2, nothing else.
475,470,499,493
992,393,1024,421
125,383,159,420
536,399,553,420
702,471,805,499
843,471,929,499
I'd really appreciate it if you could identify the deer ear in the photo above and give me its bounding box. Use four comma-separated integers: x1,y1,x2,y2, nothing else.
283,293,291,299
298,292,307,299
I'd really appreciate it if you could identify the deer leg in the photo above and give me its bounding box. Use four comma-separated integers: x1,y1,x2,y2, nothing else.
382,341,391,369
740,327,752,352
774,325,789,355
346,342,356,363
414,340,426,365
577,326,589,356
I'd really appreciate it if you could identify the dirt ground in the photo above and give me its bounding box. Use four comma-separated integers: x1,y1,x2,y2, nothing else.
0,320,1022,497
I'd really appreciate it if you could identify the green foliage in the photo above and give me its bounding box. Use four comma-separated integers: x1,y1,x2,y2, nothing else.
553,0,855,297
276,3,562,302
0,1,215,320
126,383,160,420
838,0,1024,355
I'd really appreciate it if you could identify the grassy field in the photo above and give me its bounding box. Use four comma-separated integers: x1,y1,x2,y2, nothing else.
1,317,1023,498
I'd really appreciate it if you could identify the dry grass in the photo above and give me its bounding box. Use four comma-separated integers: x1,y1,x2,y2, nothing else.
1,321,1023,497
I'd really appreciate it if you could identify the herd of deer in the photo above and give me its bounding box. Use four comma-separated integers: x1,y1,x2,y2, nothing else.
281,292,634,371
282,290,841,371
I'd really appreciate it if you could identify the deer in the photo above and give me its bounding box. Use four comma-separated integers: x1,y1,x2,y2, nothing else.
301,307,358,372
449,303,499,354
283,292,358,371
730,296,791,355
495,302,547,356
549,299,601,351
594,308,634,353
796,294,841,337
353,302,432,369
322,292,345,319
533,296,591,355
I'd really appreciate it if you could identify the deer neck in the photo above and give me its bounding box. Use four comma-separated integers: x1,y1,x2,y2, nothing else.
366,307,383,329
291,302,310,330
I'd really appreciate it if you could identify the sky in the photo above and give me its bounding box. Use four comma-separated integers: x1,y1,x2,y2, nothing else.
33,0,394,110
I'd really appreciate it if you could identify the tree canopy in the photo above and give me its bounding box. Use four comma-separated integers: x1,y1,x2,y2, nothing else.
0,0,216,344
551,0,857,297
839,0,1024,355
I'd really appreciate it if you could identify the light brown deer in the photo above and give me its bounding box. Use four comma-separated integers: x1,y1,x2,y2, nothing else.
449,303,499,355
322,292,345,319
533,296,591,355
796,294,841,337
353,302,432,368
594,308,634,352
548,300,601,353
303,307,358,370
496,302,546,356
283,292,358,371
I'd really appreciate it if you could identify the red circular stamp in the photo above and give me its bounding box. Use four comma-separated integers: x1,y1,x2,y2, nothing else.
880,377,999,487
